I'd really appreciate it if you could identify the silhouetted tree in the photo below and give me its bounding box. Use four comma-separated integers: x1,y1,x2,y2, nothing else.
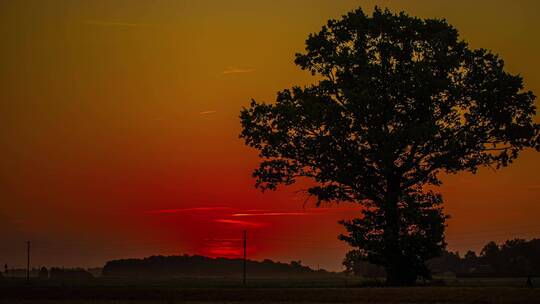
239,7,539,285
480,241,501,269
464,250,477,260
463,250,478,271
479,239,540,276
38,267,48,279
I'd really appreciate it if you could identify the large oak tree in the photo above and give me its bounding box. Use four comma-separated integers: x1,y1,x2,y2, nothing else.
239,7,539,285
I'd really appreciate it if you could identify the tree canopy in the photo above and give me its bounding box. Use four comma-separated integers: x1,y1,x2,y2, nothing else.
240,7,539,285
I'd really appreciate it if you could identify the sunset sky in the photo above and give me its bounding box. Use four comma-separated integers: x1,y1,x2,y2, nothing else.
1,0,539,271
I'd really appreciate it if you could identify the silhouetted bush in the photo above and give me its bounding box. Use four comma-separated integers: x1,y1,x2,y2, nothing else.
38,267,48,279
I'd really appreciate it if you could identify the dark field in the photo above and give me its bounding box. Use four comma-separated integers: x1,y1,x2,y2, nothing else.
1,278,539,304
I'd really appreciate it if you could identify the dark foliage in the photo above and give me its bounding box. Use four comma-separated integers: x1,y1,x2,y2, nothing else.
240,6,539,285
346,239,540,278
343,250,386,277
429,238,540,276
102,255,323,278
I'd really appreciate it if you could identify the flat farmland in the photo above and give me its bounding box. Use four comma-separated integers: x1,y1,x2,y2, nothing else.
1,286,539,304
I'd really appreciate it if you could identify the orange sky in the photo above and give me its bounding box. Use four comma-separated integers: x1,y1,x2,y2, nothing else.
1,0,539,271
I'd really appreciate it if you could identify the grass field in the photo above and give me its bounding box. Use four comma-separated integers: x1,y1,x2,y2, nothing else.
1,277,539,303
1,286,540,303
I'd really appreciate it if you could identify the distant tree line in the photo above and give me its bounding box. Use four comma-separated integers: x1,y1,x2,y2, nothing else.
103,255,326,278
1,267,94,280
344,238,540,278
429,239,540,277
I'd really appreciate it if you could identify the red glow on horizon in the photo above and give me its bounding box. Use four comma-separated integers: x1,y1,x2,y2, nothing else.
201,238,246,258
205,247,243,258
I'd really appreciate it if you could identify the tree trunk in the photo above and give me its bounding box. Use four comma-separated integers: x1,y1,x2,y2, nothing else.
383,173,416,286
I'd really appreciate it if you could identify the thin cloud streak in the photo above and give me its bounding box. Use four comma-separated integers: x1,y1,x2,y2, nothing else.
214,219,265,227
199,110,217,115
148,207,231,214
232,212,308,217
83,19,152,28
222,67,255,74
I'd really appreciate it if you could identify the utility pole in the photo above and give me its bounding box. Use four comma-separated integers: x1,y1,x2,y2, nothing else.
243,230,247,286
26,241,30,284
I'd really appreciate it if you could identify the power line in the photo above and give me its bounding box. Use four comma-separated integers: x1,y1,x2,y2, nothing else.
26,241,30,284
243,230,247,286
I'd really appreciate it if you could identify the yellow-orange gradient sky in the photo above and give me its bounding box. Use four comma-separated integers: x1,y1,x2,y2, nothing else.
1,0,539,271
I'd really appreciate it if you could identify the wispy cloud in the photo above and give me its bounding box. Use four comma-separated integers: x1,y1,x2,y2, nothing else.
83,19,152,28
199,110,217,115
148,207,231,214
214,219,265,227
222,67,255,74
232,212,308,217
